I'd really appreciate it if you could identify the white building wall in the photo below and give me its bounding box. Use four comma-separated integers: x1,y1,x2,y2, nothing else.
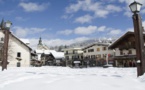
131,49,136,55
83,45,114,58
123,49,128,55
0,31,31,67
115,48,120,56
63,48,83,60
115,48,136,56
0,31,4,38
7,35,31,67
37,53,42,60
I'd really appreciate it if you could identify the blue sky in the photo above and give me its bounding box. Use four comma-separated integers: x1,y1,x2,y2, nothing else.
1,0,145,48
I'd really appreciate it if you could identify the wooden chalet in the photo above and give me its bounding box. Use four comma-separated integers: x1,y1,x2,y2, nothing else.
109,31,145,67
41,53,55,66
40,52,65,66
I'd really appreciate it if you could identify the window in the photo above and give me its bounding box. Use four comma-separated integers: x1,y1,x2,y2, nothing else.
97,48,100,51
88,56,90,58
103,54,106,58
120,50,123,55
17,52,21,57
78,56,79,59
91,55,95,59
97,54,101,58
73,50,74,54
88,49,94,52
102,47,106,51
81,56,83,59
128,41,131,46
66,56,69,60
128,50,132,54
65,51,68,54
73,50,76,54
1,37,4,41
131,42,135,46
72,56,74,59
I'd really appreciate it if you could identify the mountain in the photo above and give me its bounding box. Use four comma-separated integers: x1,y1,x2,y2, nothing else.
50,37,117,51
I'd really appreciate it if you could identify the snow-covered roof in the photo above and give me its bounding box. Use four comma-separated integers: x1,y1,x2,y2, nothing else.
50,50,64,58
35,50,51,54
35,49,64,58
35,50,43,53
62,48,82,51
20,39,30,44
82,42,110,50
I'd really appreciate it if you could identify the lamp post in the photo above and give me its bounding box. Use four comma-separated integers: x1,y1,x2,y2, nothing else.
129,1,145,76
2,20,12,71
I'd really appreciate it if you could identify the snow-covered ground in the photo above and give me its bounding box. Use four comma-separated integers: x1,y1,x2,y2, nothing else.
0,67,145,90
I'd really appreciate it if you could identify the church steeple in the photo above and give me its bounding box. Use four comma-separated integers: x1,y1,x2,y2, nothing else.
37,37,49,50
38,37,42,45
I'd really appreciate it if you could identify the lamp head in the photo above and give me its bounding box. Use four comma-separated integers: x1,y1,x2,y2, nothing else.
4,20,12,30
129,1,142,14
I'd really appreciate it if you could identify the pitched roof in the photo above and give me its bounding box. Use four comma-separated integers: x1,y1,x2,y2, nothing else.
20,39,30,44
36,49,64,58
108,31,145,49
83,42,110,50
0,30,32,51
51,51,64,59
10,32,32,51
108,31,134,49
62,48,82,51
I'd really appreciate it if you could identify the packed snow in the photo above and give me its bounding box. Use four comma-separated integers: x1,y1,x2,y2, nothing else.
0,67,145,90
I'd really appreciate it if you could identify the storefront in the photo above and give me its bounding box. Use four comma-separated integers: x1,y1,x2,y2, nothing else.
114,55,136,67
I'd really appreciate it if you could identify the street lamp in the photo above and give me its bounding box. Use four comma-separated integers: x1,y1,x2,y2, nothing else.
1,20,12,71
129,1,142,13
4,21,12,30
129,1,145,76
